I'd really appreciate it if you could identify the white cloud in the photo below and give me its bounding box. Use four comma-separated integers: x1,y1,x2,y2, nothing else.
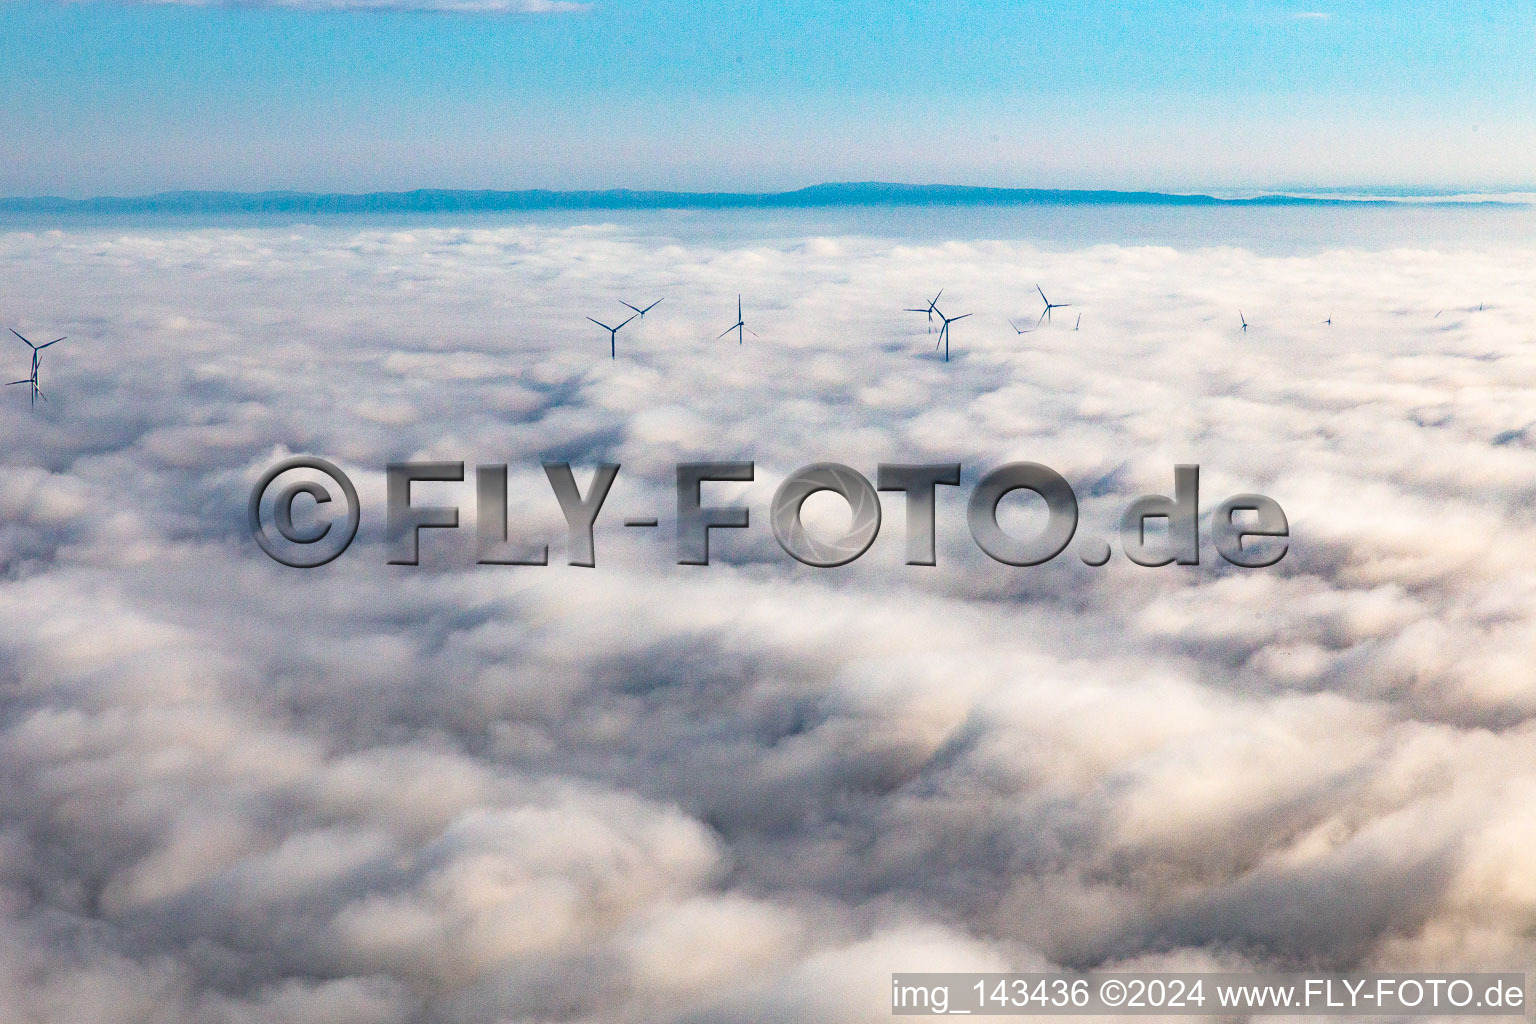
1,216,1535,1021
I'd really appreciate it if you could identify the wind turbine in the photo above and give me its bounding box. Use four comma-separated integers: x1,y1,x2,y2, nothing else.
587,314,637,359
905,289,944,333
9,329,63,409
718,294,756,344
1322,311,1332,326
621,298,665,318
1036,285,1071,325
933,309,971,362
1008,318,1035,335
1239,310,1249,333
1074,313,1082,331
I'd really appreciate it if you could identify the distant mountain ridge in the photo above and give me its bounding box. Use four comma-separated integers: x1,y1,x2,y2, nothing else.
0,181,1457,216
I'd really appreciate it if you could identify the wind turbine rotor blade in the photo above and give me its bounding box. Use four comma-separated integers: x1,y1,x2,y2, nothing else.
717,326,736,339
645,298,664,313
38,338,65,348
10,329,35,349
620,302,642,314
743,327,758,337
7,380,31,386
587,317,611,330
618,315,638,330
952,313,972,321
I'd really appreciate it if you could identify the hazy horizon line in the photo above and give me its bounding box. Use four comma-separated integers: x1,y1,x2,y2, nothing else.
6,181,1536,216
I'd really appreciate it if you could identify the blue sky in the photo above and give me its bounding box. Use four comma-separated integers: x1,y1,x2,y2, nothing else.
2,0,1533,195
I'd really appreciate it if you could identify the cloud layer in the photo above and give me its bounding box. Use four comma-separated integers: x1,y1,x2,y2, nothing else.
2,216,1536,1022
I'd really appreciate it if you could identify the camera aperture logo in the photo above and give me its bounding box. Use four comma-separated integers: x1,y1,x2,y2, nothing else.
249,457,1288,570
